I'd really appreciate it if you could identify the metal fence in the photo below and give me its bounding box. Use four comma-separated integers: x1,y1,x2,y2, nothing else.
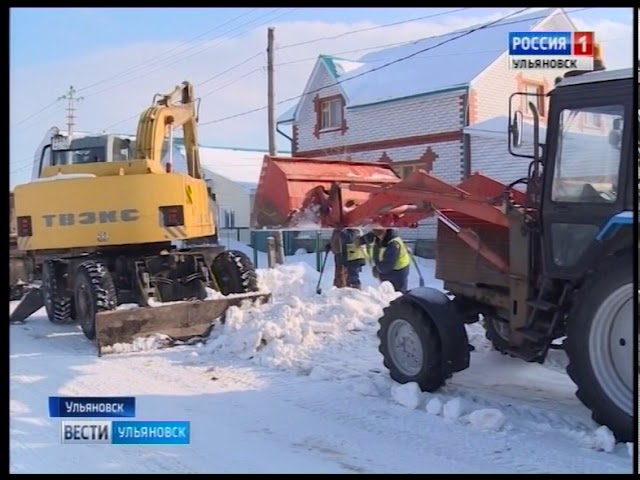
216,227,422,271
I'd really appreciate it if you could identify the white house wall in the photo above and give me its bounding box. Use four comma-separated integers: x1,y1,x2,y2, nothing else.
469,135,535,190
293,71,466,245
468,11,575,126
207,171,252,242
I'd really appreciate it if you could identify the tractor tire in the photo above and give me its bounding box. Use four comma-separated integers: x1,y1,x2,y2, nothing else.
42,260,74,324
74,261,118,341
564,254,633,442
211,250,259,295
483,315,512,355
377,298,446,392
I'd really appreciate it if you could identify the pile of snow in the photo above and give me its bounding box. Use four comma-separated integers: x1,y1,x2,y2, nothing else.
202,263,402,371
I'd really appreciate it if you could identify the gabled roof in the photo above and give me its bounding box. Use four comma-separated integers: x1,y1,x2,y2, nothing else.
279,8,568,123
277,54,366,124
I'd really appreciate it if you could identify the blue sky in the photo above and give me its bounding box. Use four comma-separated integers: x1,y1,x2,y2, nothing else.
9,7,634,187
11,7,633,68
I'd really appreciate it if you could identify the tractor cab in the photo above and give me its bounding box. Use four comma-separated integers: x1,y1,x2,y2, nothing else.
508,66,633,281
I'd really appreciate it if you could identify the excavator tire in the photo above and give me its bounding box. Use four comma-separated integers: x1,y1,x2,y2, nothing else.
74,260,118,341
565,254,632,442
42,260,74,325
377,297,446,392
211,250,259,295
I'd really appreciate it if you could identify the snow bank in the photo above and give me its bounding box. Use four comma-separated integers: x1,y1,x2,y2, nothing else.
202,263,402,371
391,382,422,409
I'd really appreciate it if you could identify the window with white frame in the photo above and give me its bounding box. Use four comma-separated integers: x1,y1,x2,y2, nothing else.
320,98,342,130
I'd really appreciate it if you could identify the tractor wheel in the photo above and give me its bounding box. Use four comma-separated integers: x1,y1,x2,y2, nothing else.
74,261,118,341
564,254,633,442
483,315,512,355
377,298,445,392
211,250,259,295
42,260,74,324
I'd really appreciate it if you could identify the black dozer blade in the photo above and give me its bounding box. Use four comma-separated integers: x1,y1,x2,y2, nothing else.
10,287,44,324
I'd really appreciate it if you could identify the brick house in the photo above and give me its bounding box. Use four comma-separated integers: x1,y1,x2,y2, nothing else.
276,8,578,256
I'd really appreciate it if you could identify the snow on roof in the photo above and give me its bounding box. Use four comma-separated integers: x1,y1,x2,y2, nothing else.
345,9,561,107
322,55,366,78
463,116,547,140
280,8,564,120
277,103,297,124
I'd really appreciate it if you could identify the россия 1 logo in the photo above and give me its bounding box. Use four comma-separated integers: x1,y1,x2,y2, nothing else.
508,31,595,71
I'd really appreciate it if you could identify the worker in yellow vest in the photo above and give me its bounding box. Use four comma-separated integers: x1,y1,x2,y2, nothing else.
360,228,411,293
342,227,367,289
326,227,367,289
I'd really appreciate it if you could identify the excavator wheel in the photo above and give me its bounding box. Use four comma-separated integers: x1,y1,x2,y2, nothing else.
42,260,74,325
377,297,446,392
74,260,118,341
210,250,259,295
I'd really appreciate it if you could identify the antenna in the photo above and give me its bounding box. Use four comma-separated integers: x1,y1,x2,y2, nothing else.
57,85,84,139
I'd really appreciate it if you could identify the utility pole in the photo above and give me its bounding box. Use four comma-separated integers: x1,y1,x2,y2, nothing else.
267,27,285,265
267,27,277,157
58,85,83,139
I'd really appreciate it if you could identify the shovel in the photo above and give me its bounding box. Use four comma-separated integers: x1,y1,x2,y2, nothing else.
316,249,330,295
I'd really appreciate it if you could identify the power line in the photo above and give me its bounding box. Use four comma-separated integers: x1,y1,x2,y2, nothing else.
82,8,296,101
198,52,263,87
199,8,532,127
10,9,261,128
11,9,287,130
100,67,264,132
11,99,59,129
76,8,261,93
277,7,469,50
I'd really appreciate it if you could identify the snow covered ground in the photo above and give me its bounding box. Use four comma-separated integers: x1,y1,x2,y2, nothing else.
10,241,633,474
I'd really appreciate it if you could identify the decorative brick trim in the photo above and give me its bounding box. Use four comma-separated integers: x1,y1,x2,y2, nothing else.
467,89,478,125
378,151,392,163
418,147,438,173
313,94,347,138
292,125,299,155
295,130,462,158
459,94,469,179
516,73,547,119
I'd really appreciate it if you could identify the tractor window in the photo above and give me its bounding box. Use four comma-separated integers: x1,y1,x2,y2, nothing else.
551,105,624,204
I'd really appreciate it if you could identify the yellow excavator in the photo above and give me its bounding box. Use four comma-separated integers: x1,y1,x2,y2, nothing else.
10,81,270,354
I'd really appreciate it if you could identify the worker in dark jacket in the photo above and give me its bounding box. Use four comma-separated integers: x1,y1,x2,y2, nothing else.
326,227,367,289
361,228,411,293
